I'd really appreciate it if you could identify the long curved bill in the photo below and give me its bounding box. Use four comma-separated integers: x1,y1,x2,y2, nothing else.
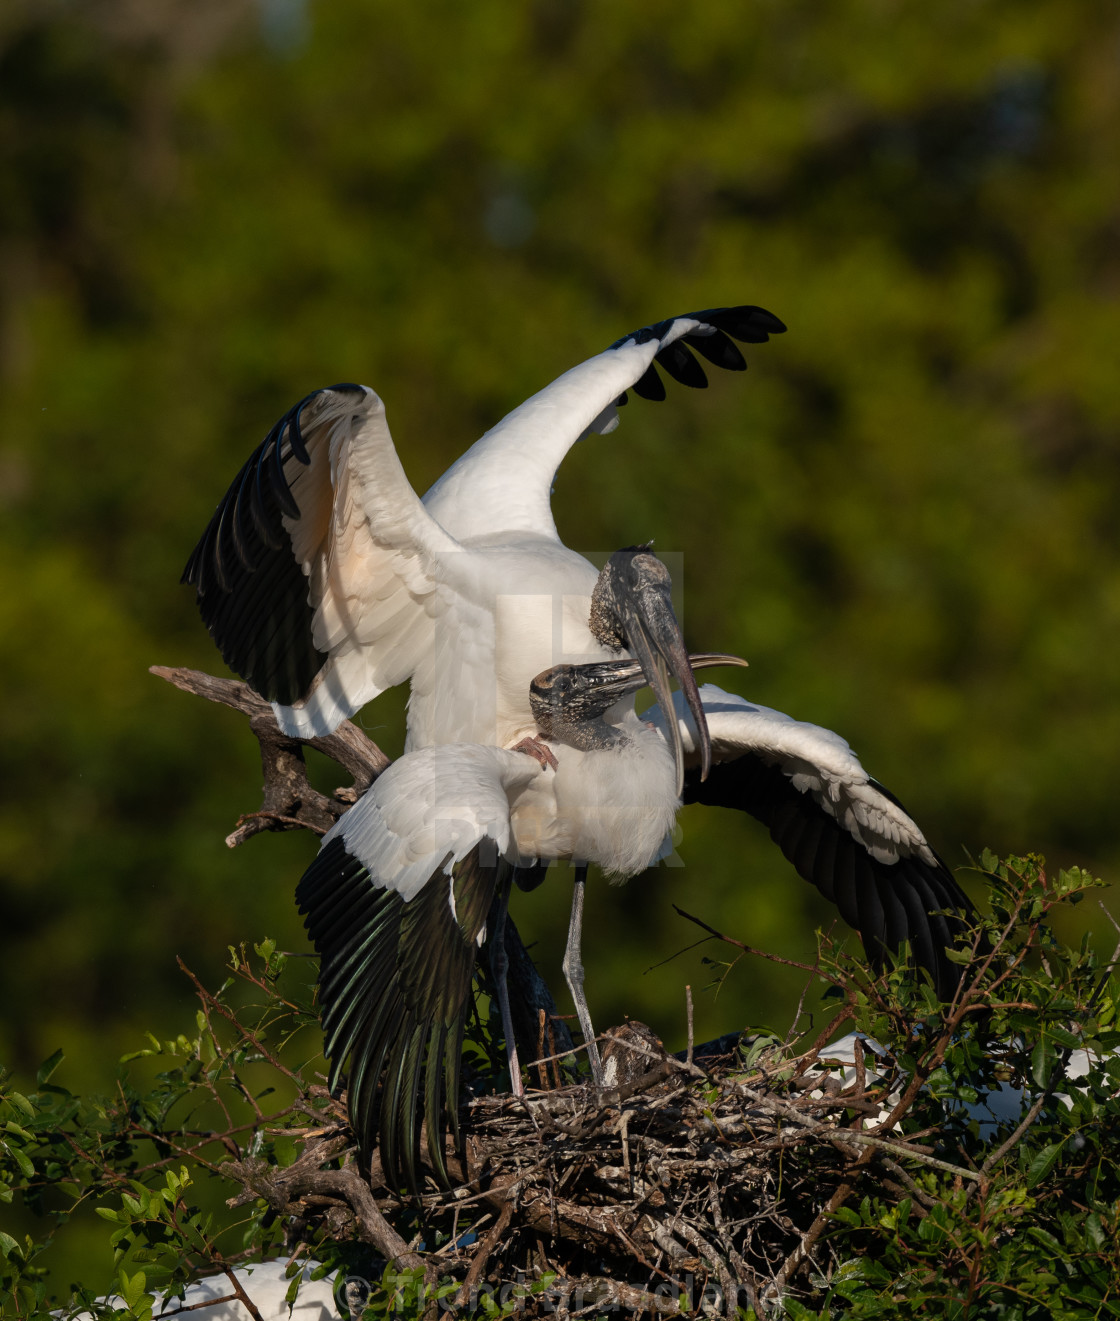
576,651,748,794
612,563,747,793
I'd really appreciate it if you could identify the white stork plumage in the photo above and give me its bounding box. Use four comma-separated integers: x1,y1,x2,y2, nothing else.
180,305,975,1193
181,305,785,767
297,654,720,1191
296,661,974,1194
181,308,783,1086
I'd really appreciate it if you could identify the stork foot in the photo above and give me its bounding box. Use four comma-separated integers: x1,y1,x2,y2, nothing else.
511,736,558,772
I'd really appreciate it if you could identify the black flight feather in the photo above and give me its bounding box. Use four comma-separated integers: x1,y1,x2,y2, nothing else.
182,384,365,704
686,327,747,372
297,834,505,1195
632,362,667,401
683,755,973,999
610,304,786,354
654,339,708,389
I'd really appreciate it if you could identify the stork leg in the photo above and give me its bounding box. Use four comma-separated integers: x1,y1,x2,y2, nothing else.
562,863,603,1084
489,873,524,1098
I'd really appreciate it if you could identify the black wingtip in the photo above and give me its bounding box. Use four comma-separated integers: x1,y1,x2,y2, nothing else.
632,362,666,401
299,837,505,1197
655,339,709,389
686,757,974,1004
181,387,379,703
609,304,786,389
693,305,788,341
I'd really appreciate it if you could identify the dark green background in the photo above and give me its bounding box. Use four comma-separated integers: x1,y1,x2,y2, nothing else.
2,0,1118,1236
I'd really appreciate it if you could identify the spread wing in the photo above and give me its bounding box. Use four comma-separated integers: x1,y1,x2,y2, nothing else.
422,305,786,542
648,686,974,998
183,307,784,735
296,745,541,1193
183,385,471,736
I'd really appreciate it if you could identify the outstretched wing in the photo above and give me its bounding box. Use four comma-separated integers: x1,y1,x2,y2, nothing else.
649,687,974,998
183,385,465,736
422,305,786,543
296,744,540,1193
183,307,784,733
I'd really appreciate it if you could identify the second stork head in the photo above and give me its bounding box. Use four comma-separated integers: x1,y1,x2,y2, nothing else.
530,653,750,756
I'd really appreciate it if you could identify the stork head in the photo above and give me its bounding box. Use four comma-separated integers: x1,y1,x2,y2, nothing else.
531,654,747,775
588,547,747,791
530,659,647,740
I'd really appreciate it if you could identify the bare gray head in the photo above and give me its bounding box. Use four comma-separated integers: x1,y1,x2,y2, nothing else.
530,660,642,753
530,654,748,758
589,546,747,789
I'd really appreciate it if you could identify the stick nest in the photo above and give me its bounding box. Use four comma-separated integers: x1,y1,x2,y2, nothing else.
232,1024,934,1318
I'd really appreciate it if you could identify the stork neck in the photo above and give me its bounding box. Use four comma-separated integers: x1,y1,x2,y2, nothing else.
532,703,628,754
589,573,625,650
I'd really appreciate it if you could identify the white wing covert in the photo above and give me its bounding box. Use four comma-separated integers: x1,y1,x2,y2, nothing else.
327,744,542,901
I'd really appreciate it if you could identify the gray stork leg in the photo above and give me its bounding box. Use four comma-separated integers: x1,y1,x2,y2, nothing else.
562,863,603,1084
489,873,524,1098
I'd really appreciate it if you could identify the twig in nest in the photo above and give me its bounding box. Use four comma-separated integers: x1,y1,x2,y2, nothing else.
685,984,695,1070
454,1201,514,1307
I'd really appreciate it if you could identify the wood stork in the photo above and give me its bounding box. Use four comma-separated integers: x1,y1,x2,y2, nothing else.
297,654,728,1192
181,308,781,1063
180,305,786,769
297,659,973,1194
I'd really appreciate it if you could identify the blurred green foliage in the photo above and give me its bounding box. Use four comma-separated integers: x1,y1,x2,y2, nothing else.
1,0,1118,1279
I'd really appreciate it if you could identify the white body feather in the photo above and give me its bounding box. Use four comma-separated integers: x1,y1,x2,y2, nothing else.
330,713,680,898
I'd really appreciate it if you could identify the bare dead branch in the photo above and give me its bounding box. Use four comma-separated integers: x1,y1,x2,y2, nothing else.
224,1144,428,1278
150,665,389,839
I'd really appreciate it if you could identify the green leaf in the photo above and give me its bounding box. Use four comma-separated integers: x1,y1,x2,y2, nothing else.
1047,1023,1083,1049
1025,1140,1064,1188
1084,1213,1105,1251
781,1299,820,1320
9,1147,34,1179
1031,1038,1055,1089
120,1267,150,1311
5,1093,34,1121
1027,1225,1065,1255
36,1050,64,1087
